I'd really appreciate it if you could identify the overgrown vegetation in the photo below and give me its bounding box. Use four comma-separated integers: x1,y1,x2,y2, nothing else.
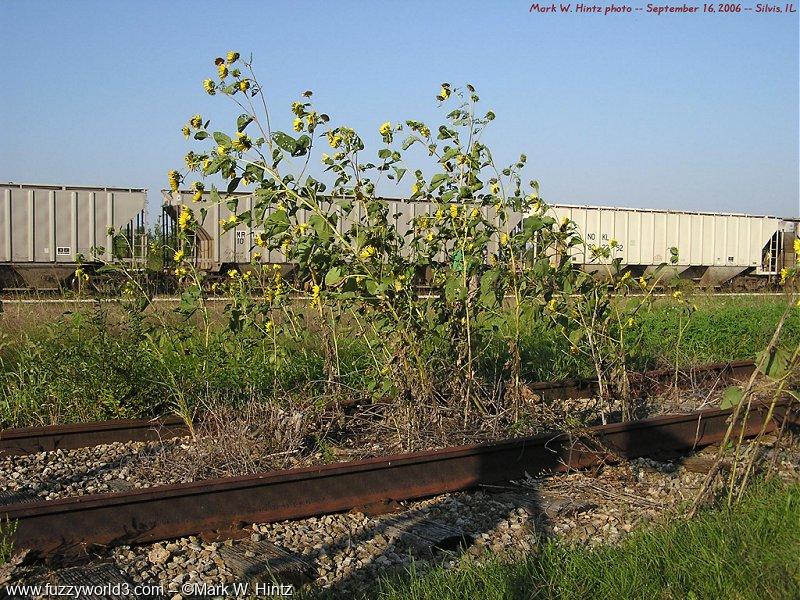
155,51,704,434
0,51,798,482
1,298,798,428
369,479,800,600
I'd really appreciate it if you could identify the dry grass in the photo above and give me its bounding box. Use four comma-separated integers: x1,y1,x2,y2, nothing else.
132,398,332,482
126,363,767,486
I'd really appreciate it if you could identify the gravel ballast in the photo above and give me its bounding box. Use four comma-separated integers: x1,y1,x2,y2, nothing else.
4,435,798,598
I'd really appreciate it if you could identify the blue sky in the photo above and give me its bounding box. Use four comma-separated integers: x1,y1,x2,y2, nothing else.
1,0,797,219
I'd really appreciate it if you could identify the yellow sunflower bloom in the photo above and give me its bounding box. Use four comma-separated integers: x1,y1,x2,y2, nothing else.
310,284,321,307
178,207,192,231
327,132,342,148
168,170,180,193
231,132,251,151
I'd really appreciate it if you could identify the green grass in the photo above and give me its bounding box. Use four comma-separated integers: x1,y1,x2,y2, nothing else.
0,308,333,427
368,479,800,600
503,296,800,382
633,296,800,369
0,518,16,565
0,296,797,428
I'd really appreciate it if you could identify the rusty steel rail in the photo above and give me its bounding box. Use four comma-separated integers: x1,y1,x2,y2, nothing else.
0,417,189,457
527,359,754,400
0,360,756,457
4,398,794,557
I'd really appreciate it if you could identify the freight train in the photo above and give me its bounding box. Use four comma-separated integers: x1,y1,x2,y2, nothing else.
161,189,797,289
1,182,796,291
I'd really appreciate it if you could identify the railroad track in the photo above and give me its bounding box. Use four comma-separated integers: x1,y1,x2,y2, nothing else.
2,396,795,559
5,400,796,598
0,416,188,457
0,360,756,457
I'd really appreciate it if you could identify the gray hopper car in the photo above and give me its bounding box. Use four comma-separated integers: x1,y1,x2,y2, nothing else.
1,183,147,290
162,190,797,287
547,204,795,286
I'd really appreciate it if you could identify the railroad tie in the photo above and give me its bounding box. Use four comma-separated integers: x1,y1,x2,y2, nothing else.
49,563,150,600
678,454,732,474
0,489,41,506
217,539,313,588
105,480,136,493
378,513,473,553
496,492,595,519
